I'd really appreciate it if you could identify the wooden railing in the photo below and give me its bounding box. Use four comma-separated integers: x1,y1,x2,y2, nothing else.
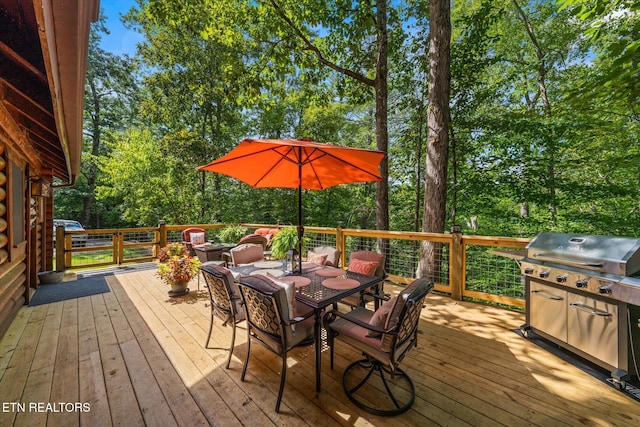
55,222,530,308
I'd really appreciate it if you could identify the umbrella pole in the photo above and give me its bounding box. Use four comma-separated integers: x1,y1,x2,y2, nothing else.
297,176,303,273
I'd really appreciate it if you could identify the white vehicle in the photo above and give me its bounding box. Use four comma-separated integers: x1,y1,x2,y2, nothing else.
53,219,88,247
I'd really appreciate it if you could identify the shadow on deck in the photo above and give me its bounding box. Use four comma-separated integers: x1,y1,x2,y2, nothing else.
1,265,639,426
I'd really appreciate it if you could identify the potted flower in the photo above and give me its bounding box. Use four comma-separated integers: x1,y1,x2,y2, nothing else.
157,242,201,296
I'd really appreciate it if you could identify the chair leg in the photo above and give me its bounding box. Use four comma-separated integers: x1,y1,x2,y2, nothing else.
327,333,335,370
342,358,415,416
275,353,287,413
205,311,214,348
226,320,236,369
241,328,251,381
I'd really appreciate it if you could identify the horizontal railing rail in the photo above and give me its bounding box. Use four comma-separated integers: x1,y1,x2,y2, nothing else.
54,222,530,309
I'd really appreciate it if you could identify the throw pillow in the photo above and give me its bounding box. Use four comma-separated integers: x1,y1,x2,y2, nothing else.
307,251,328,265
190,232,206,245
366,297,397,337
348,258,378,276
267,274,296,320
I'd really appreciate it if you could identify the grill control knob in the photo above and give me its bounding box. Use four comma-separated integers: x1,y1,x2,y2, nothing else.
599,285,613,295
539,270,550,278
556,275,568,283
524,267,534,274
576,279,588,288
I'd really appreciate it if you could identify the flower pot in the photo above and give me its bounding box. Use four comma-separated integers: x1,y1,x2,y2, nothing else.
168,282,189,297
38,270,65,285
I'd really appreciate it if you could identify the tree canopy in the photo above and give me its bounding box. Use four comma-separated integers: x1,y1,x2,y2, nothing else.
55,0,640,239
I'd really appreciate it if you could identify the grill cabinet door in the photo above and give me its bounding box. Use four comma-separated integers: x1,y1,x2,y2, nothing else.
567,293,618,367
529,280,567,342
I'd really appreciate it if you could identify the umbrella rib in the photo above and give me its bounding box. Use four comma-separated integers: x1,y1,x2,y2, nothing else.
253,146,297,187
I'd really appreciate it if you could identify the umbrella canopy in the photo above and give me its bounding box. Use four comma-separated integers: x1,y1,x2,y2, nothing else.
198,138,385,271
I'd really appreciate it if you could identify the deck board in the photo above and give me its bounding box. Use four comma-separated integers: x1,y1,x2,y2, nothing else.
1,266,640,426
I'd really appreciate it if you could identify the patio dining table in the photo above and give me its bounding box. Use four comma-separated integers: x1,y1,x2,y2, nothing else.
228,260,384,392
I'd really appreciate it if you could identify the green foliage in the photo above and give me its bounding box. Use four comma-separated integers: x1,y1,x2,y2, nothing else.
217,225,247,243
156,243,201,286
68,1,640,243
270,227,309,259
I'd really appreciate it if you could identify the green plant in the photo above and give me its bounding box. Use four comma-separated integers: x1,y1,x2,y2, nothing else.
217,224,247,243
270,226,309,259
156,243,201,286
157,242,188,262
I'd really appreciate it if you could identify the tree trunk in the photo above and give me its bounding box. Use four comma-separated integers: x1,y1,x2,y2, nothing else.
375,0,390,257
418,0,450,281
82,79,101,227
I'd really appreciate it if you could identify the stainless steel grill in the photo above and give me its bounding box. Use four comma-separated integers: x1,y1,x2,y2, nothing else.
521,232,640,388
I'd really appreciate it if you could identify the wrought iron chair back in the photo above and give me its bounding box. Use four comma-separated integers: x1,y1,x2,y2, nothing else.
237,275,315,413
323,278,434,416
201,264,245,369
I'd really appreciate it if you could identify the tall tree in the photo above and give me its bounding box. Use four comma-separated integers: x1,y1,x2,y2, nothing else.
196,0,396,234
55,11,138,228
418,0,451,279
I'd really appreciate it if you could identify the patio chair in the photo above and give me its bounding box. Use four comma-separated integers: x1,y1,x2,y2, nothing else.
237,275,315,413
323,278,434,416
229,243,264,266
338,250,387,310
308,245,342,267
237,233,268,250
181,227,208,290
253,228,280,248
182,227,207,256
201,264,245,369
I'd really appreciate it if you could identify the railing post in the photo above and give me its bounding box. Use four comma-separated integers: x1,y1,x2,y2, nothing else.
118,231,125,265
450,225,463,301
336,221,345,268
158,221,166,251
55,225,65,271
112,231,119,265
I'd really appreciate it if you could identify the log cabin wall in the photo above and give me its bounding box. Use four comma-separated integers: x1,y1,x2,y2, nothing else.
0,0,97,338
0,140,28,338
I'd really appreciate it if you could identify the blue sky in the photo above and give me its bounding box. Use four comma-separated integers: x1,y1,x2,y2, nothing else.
100,0,143,56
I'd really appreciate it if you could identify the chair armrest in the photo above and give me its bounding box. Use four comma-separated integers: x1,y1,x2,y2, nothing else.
290,305,315,324
322,309,394,337
362,291,389,302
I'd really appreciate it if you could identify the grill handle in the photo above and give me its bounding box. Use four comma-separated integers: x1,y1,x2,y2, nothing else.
532,253,604,269
569,302,613,317
531,290,563,300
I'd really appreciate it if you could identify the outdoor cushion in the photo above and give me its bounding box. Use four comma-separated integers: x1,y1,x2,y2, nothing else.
190,232,206,245
366,296,397,337
348,258,378,276
349,250,386,277
271,279,296,320
268,273,297,320
312,246,341,267
306,251,328,265
230,243,264,266
381,279,428,352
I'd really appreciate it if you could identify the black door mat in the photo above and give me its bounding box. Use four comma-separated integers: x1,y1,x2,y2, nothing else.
513,328,640,403
29,276,110,306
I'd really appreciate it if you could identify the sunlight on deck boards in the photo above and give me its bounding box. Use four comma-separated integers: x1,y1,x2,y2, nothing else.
0,266,639,426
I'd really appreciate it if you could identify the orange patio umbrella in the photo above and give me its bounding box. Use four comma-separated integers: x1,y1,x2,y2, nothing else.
198,138,385,271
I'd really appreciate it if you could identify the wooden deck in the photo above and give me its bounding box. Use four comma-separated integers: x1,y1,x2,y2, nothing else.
1,266,640,426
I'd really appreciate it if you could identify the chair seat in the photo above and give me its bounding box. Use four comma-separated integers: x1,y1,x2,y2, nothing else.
328,307,412,366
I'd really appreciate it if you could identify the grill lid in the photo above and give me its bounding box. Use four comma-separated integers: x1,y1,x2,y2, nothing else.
526,232,640,276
